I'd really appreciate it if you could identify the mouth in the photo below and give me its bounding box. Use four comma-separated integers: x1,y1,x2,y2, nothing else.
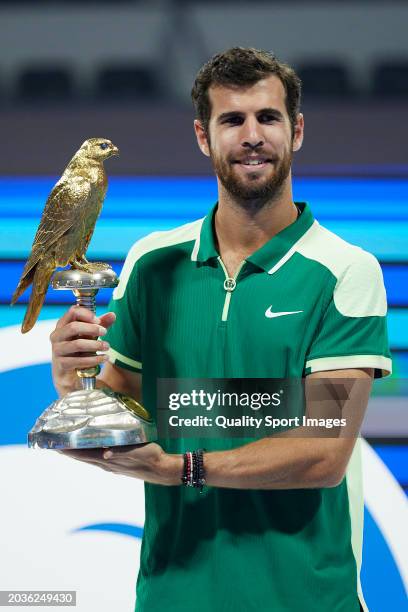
111,146,120,157
232,157,273,170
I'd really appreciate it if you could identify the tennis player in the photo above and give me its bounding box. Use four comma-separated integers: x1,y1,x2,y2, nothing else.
50,48,392,612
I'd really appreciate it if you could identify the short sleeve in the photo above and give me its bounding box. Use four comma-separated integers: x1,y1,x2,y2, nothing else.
305,251,392,378
103,250,143,373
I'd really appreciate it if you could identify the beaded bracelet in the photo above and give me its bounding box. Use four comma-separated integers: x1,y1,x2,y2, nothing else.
181,448,206,492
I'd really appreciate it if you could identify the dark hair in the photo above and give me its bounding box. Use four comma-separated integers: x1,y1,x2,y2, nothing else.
191,47,301,139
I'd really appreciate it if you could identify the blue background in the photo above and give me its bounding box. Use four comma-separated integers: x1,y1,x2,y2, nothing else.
0,175,407,611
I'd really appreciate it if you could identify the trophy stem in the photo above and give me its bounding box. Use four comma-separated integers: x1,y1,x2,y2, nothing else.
74,290,97,312
73,288,99,391
82,377,96,391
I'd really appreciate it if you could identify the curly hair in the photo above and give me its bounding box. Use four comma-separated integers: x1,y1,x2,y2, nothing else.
191,47,301,139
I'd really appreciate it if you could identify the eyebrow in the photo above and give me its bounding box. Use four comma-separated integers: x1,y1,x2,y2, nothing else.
216,107,285,123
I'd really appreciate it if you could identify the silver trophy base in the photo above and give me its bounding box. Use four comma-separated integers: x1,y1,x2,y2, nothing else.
28,387,157,449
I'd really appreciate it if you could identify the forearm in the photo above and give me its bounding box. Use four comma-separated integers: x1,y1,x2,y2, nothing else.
64,368,369,488
97,363,142,400
199,369,370,490
202,437,347,489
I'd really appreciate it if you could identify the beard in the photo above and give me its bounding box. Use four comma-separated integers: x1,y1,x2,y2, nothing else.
210,146,293,211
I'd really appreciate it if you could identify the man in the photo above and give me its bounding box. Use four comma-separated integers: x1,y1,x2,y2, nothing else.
51,48,392,611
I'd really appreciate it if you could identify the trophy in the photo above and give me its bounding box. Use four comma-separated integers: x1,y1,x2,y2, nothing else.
11,138,157,449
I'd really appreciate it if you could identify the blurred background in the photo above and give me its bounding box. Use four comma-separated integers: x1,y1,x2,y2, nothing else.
0,1,407,611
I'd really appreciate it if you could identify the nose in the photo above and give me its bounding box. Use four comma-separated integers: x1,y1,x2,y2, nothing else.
240,116,264,150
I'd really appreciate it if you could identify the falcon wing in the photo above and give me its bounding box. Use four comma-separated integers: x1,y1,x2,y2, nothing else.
20,175,92,279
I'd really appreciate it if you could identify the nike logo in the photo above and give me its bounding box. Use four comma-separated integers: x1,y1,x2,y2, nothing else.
265,306,303,319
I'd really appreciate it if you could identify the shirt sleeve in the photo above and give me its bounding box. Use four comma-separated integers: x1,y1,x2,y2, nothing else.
103,250,143,373
305,250,392,378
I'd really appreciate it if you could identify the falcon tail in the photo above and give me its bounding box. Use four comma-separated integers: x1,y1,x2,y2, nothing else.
21,260,55,333
11,267,35,305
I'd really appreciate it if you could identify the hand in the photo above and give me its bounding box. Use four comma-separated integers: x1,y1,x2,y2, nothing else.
58,443,183,486
50,305,116,397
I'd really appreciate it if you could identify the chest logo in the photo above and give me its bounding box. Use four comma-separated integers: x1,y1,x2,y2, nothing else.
265,305,303,319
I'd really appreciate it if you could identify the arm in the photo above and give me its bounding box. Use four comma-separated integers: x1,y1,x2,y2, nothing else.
203,368,373,489
51,309,372,489
57,364,372,489
65,367,371,489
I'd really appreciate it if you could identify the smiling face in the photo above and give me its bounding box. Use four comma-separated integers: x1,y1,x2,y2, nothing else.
194,75,304,207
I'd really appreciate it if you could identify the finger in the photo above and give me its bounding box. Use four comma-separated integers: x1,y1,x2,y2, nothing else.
58,354,109,370
55,305,97,330
101,449,141,467
55,338,110,357
53,321,107,342
105,444,138,452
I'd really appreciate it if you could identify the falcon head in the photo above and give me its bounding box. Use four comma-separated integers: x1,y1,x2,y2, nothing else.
80,138,120,161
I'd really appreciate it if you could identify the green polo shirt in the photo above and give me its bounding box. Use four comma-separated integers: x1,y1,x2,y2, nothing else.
105,202,391,612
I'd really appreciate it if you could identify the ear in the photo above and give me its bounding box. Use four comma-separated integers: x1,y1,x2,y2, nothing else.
194,120,211,157
292,113,304,152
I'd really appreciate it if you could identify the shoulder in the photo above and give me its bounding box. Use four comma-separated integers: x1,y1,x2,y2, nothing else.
113,217,204,299
296,221,386,317
127,217,203,264
296,220,382,281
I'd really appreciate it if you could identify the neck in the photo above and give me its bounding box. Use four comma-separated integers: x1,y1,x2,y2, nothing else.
214,174,298,258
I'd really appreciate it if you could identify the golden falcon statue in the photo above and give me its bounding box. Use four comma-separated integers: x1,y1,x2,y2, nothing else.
11,137,119,333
